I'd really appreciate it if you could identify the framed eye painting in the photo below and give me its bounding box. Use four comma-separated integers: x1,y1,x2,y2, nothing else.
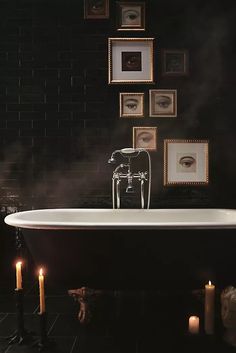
116,2,145,31
164,139,209,186
161,49,189,76
108,38,154,84
84,0,109,19
149,89,177,117
119,93,144,118
133,127,157,151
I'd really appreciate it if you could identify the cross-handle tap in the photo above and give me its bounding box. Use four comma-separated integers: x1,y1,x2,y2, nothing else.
108,148,152,209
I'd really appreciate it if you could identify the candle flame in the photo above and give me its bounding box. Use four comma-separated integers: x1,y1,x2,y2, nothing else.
39,268,43,276
209,280,212,285
16,261,22,267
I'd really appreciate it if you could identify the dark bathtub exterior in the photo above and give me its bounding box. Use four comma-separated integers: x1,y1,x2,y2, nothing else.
22,228,236,290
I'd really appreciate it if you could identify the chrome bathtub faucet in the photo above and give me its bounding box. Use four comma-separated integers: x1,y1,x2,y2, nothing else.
108,148,151,209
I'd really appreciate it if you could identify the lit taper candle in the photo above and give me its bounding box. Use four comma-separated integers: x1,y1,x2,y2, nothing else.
16,261,22,290
204,280,215,334
39,268,45,313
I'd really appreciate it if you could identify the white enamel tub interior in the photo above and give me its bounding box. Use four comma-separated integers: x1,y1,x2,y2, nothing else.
4,208,236,229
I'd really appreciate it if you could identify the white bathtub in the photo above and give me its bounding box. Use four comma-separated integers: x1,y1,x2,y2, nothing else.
4,208,236,229
4,208,236,289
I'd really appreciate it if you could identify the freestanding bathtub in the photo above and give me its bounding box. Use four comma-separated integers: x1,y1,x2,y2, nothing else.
4,208,236,289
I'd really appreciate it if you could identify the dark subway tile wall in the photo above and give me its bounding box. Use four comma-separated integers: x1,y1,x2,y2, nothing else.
0,0,235,210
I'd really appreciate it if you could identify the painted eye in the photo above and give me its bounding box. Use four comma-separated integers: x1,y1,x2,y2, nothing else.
155,95,171,109
137,132,153,146
127,103,137,110
179,156,196,168
123,10,139,22
91,1,103,9
126,56,139,68
122,52,141,72
124,99,138,111
90,0,104,12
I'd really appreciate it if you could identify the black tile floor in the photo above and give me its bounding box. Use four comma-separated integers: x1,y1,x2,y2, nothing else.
0,280,236,353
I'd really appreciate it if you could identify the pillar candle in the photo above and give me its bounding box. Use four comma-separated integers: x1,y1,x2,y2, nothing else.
204,280,215,334
39,268,45,313
188,316,200,334
16,261,22,290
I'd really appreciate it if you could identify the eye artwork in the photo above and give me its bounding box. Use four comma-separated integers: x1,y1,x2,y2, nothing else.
149,90,177,117
155,95,171,109
121,6,141,26
137,131,153,147
117,3,145,31
133,127,157,150
124,98,139,111
122,52,142,71
84,0,109,19
109,38,153,84
88,0,105,14
120,93,144,117
164,140,208,186
153,93,174,114
176,153,197,173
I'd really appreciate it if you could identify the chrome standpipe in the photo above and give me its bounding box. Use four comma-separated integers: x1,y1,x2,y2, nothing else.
108,148,151,209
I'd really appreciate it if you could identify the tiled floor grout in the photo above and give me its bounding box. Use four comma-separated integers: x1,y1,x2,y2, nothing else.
4,345,11,353
0,283,233,353
47,313,59,335
0,314,8,323
69,336,78,353
33,305,39,314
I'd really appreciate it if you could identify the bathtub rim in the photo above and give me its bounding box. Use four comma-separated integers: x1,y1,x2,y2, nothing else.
4,208,236,230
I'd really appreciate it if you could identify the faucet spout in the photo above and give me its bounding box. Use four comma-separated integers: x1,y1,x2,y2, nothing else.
126,173,134,193
126,184,135,193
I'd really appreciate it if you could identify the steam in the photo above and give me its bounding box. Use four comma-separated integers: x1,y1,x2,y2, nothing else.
1,1,235,209
0,142,31,210
182,11,231,127
0,140,114,209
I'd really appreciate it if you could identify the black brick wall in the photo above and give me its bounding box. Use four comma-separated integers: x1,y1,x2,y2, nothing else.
0,0,235,210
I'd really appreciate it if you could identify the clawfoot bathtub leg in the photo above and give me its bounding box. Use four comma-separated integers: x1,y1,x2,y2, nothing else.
68,287,102,324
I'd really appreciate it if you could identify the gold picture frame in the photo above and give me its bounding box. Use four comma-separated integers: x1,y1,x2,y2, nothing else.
108,37,154,84
149,89,177,117
119,93,144,118
164,139,209,186
133,127,157,151
84,0,109,19
116,2,145,31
